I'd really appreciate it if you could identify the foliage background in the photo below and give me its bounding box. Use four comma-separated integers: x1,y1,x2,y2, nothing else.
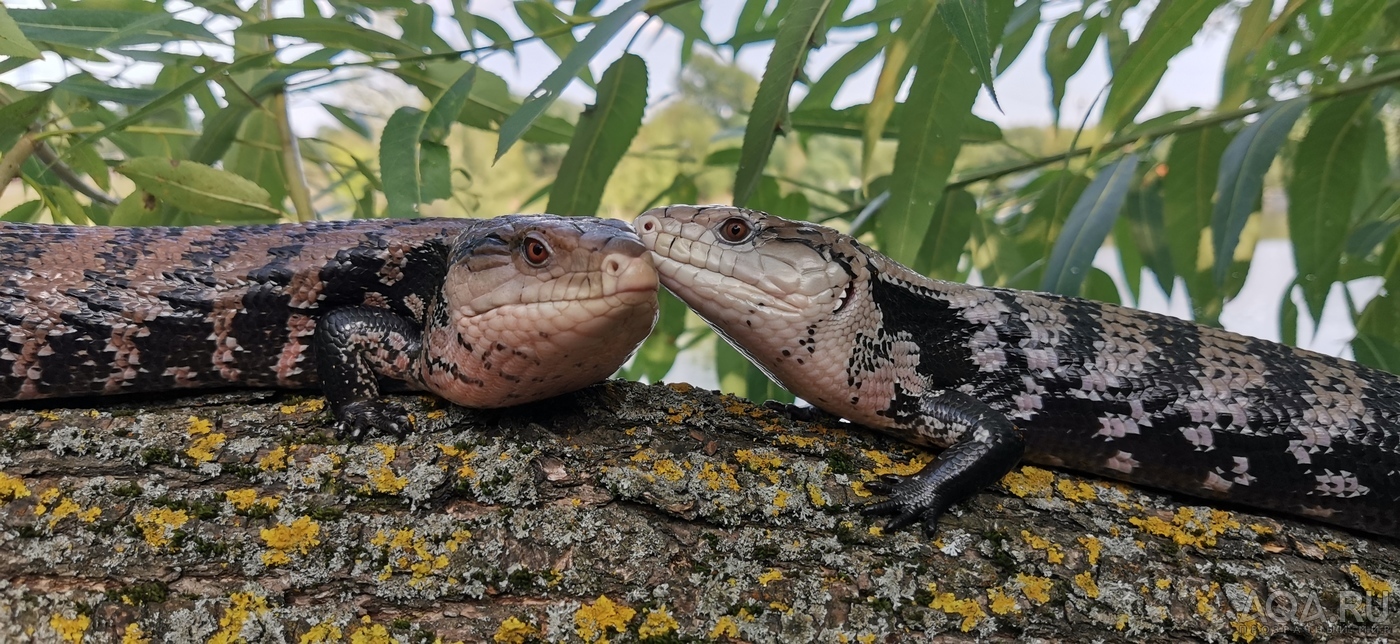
0,0,1397,400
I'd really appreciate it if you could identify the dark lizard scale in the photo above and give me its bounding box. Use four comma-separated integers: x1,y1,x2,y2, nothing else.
0,219,462,400
866,270,1400,537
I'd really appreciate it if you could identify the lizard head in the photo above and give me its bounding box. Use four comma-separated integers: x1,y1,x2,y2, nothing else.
424,215,659,407
635,205,878,396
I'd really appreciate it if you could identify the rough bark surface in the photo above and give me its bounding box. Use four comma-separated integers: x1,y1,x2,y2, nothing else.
0,380,1396,643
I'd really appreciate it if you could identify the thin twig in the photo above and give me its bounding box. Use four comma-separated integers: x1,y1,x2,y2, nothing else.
948,68,1400,189
0,134,38,204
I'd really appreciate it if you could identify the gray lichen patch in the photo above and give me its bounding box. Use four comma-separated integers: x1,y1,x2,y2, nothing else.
0,380,1396,642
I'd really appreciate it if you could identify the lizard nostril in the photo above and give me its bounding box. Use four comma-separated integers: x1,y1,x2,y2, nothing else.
603,257,624,276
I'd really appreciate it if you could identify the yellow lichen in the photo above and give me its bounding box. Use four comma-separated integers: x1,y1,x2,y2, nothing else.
861,450,928,477
776,434,821,449
36,410,60,421
186,429,226,464
1246,523,1275,536
698,462,740,492
1195,582,1220,620
867,525,883,536
1078,536,1102,566
1231,615,1263,642
0,472,30,502
771,489,790,511
280,399,326,414
806,483,827,507
708,615,739,639
574,595,635,643
1057,478,1097,502
1015,573,1053,604
49,613,90,643
929,589,986,632
1001,466,1054,498
261,516,321,566
349,616,393,644
208,592,270,644
638,606,679,639
79,506,100,523
1155,578,1171,590
1347,564,1393,598
492,616,537,644
1021,530,1064,564
653,459,685,482
134,508,189,548
366,444,408,494
121,623,150,644
850,481,872,498
1130,507,1240,548
299,623,343,644
47,497,81,528
259,446,292,471
757,568,783,586
224,489,258,511
1074,571,1100,599
988,587,1019,615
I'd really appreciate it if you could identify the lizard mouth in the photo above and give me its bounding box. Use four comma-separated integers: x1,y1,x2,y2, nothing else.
833,280,854,314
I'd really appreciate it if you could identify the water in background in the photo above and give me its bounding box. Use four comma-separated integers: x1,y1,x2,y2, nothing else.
661,239,1383,391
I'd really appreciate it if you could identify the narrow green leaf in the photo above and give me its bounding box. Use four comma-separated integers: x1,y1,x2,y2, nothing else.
911,188,976,279
10,9,218,49
68,141,110,192
67,51,275,159
1043,12,1101,123
548,54,647,216
419,67,476,203
239,17,420,56
322,104,370,139
421,67,477,144
1280,283,1299,347
1123,176,1174,295
1219,0,1273,110
800,24,890,109
938,0,999,110
789,104,1001,141
1112,215,1143,302
0,91,51,148
380,107,428,219
1287,94,1372,320
494,0,648,161
109,191,163,226
1099,0,1226,132
55,74,165,105
732,0,833,206
1312,0,1387,62
861,1,934,182
0,6,43,59
189,103,252,164
116,157,280,222
224,109,287,209
1083,267,1121,305
1211,98,1307,286
1163,125,1228,314
40,186,89,225
1,200,43,223
1042,154,1140,295
997,0,1040,74
875,14,982,265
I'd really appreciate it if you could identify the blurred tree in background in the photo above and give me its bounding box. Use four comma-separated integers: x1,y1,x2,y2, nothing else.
0,0,1397,399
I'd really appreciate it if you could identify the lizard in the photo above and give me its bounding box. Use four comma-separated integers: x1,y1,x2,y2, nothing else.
636,204,1400,539
0,215,659,437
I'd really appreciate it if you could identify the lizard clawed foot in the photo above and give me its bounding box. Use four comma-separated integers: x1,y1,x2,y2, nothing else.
861,472,954,536
334,400,413,440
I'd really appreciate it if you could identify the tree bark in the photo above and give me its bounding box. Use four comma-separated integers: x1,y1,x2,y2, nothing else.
0,380,1395,643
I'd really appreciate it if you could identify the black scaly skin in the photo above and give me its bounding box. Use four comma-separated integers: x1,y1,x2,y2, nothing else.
0,216,659,438
637,205,1400,539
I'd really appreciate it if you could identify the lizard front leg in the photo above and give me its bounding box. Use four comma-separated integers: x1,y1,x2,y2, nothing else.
863,391,1026,535
314,306,424,439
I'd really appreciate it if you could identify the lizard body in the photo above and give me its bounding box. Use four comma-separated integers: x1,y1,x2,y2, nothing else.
0,216,658,435
638,205,1400,538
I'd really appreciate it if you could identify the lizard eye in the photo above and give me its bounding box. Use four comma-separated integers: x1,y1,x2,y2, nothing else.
718,217,754,243
523,237,551,266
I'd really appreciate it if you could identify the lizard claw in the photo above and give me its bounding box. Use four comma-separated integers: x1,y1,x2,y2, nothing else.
334,400,413,440
861,475,952,536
